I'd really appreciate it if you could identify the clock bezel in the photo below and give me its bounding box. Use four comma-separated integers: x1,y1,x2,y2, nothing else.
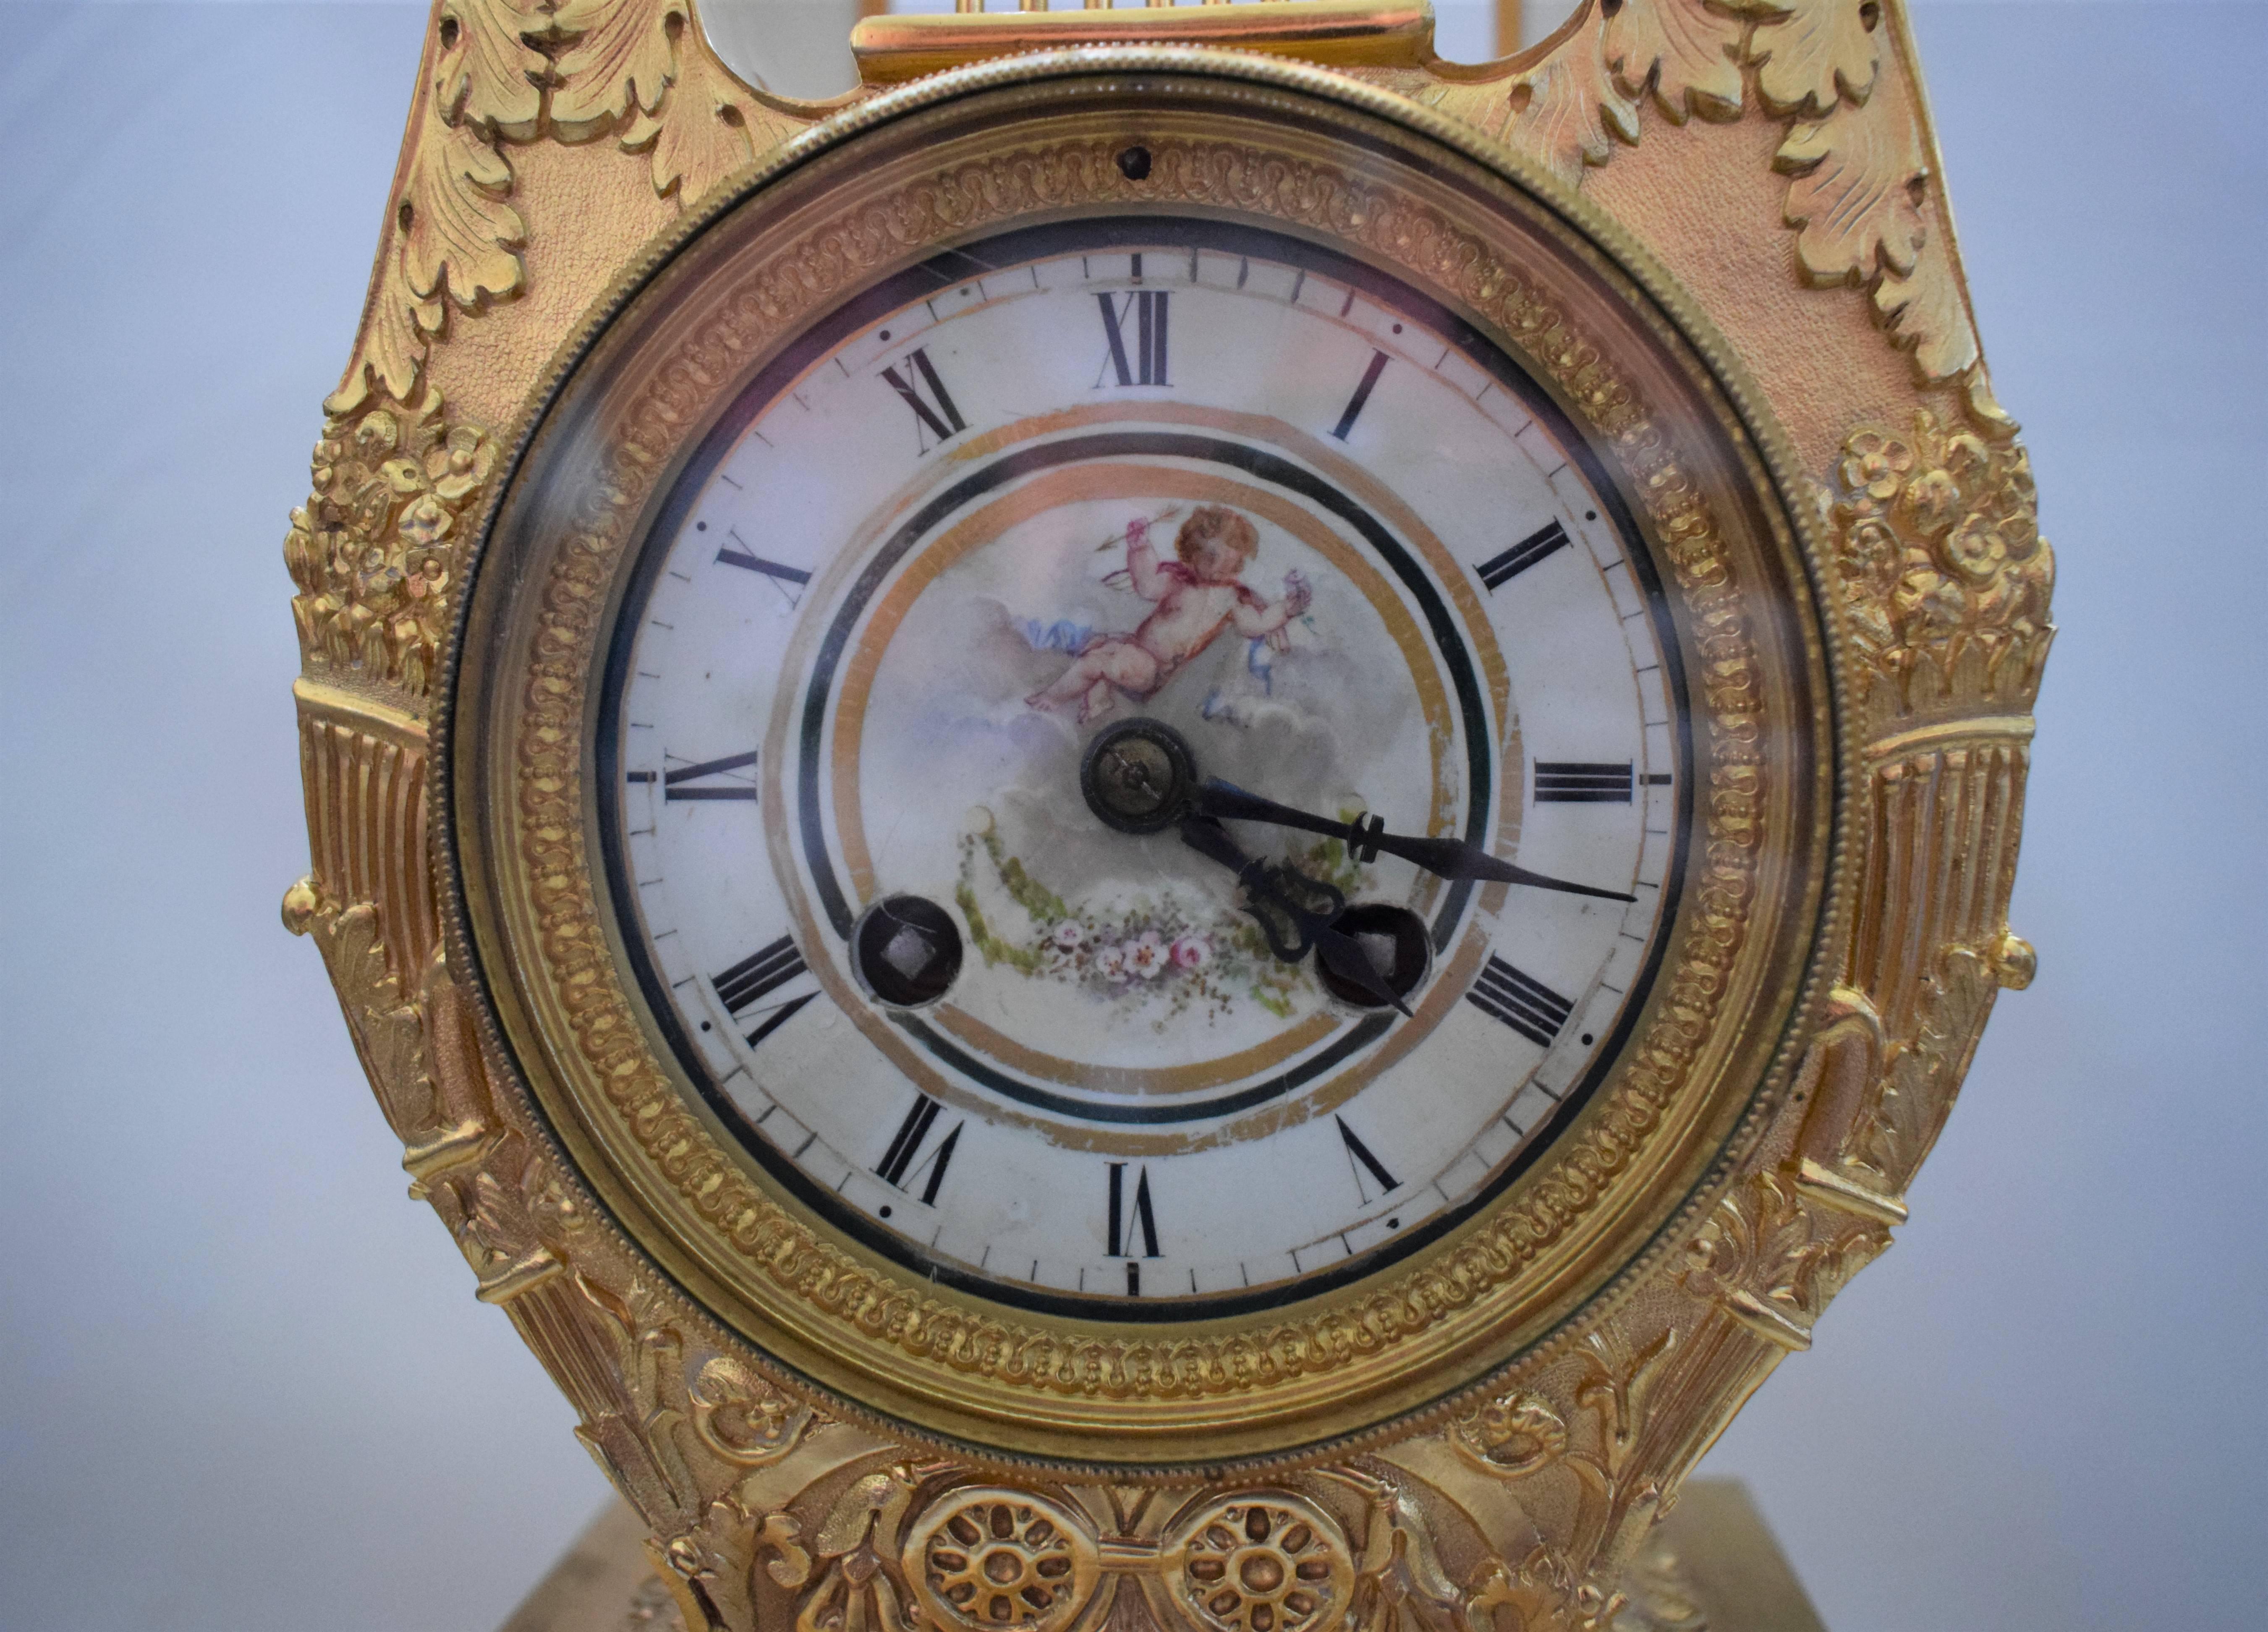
587,213,1689,1320
439,52,1850,1470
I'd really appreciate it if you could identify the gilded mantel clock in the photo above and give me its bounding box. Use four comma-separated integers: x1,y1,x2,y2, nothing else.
281,2,2051,1626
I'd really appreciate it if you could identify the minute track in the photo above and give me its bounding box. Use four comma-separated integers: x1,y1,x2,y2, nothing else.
594,216,1689,1318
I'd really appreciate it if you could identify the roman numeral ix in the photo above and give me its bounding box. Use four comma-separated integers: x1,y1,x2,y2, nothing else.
1535,761,1635,803
713,934,813,1049
1467,955,1575,1049
876,1093,962,1206
1475,519,1572,591
660,748,758,802
879,347,966,451
1096,291,1169,387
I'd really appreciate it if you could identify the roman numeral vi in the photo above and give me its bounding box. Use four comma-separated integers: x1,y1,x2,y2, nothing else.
1106,1161,1161,1262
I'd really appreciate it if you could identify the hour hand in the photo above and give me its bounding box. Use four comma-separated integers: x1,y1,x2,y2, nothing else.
1195,779,1638,903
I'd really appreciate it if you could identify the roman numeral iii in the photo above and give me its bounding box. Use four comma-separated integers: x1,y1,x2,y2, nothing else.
713,935,813,1049
879,347,966,450
1534,761,1635,803
1467,954,1575,1049
876,1093,962,1206
1475,519,1571,591
1096,291,1169,386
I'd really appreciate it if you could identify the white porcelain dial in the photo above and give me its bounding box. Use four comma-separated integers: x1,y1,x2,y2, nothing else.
596,221,1687,1315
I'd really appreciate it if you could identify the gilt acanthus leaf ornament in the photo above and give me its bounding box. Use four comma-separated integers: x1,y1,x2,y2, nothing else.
433,0,552,138
1749,0,1881,117
1443,0,1976,392
549,0,679,135
330,0,789,414
634,45,792,201
330,0,549,411
399,101,528,340
1876,228,1980,379
1603,0,1745,124
1503,22,1641,184
1680,1171,1891,1351
1774,101,1925,287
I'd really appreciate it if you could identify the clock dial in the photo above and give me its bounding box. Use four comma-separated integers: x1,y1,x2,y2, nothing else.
597,222,1684,1314
452,73,1835,1459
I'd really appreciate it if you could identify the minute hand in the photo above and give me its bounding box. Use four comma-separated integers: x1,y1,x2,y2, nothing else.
1195,779,1638,903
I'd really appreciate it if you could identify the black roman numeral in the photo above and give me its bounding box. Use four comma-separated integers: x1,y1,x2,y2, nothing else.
715,935,804,1011
1106,1162,1161,1266
1336,1116,1400,1202
879,347,966,451
1475,519,1572,591
662,748,758,802
1535,761,1635,803
1330,350,1390,440
1096,291,1169,387
1467,955,1575,1049
876,1093,962,1206
713,935,813,1049
716,535,811,606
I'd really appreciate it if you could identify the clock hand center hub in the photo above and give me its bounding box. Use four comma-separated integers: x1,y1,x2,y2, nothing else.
1078,717,1200,834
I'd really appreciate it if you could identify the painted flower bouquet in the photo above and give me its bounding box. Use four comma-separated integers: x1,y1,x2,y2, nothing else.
953,816,1361,1023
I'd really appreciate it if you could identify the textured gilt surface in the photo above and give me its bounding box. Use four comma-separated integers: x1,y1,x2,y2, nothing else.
455,93,1824,1456
497,1482,1823,1632
284,4,2048,1630
1400,0,1994,401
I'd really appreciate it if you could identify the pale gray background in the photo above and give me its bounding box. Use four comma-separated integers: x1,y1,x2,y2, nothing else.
2,1,2261,1627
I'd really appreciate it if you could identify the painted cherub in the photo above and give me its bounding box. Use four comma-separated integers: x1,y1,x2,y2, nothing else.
1026,505,1312,723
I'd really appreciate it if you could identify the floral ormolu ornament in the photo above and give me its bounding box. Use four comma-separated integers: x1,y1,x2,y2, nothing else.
284,387,495,702
283,3,2048,1627
1826,412,2054,716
